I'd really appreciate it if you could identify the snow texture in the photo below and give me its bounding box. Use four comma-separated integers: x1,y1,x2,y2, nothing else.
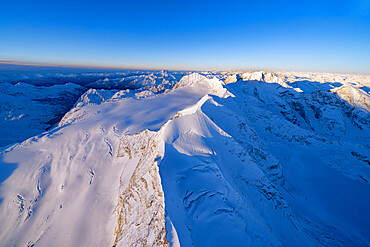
0,70,369,246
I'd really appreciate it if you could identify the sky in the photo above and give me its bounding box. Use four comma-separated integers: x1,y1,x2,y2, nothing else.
0,0,369,74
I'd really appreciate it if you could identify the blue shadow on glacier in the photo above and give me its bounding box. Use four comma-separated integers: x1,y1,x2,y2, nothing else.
0,156,18,204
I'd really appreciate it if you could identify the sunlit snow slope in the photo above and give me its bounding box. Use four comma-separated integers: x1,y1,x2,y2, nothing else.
0,72,369,246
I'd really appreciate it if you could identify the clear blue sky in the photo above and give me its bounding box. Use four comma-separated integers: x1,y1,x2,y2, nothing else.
0,0,369,73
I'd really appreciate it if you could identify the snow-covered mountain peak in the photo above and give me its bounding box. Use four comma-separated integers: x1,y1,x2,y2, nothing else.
240,71,291,88
224,73,241,84
0,70,369,246
175,73,210,88
331,84,370,112
175,73,230,97
75,88,119,107
242,71,265,81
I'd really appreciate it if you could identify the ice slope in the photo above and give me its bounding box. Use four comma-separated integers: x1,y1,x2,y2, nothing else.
0,72,369,246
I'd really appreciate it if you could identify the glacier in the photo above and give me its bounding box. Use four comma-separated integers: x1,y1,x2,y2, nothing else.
0,70,369,246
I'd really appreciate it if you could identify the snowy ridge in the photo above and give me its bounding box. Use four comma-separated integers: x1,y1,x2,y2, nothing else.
0,72,369,246
227,71,370,111
331,84,370,111
174,73,231,98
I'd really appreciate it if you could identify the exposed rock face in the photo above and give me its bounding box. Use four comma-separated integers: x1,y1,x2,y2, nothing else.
114,130,168,247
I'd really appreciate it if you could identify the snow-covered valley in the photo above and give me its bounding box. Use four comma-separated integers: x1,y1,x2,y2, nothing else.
0,70,369,246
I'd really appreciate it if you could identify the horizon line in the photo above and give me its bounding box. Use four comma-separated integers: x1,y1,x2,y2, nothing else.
0,59,369,76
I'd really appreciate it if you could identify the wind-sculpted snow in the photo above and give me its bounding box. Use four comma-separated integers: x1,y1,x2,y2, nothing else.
0,71,369,246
